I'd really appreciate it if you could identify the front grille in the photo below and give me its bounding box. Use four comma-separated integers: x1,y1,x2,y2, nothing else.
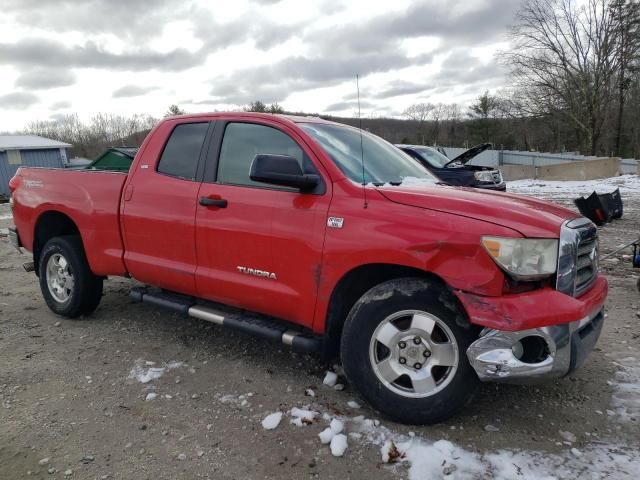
575,230,598,295
556,218,598,297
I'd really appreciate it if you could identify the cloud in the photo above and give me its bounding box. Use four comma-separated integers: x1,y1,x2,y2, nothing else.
113,85,159,98
306,0,519,57
372,81,432,99
15,69,76,89
0,92,39,108
4,0,192,40
430,50,505,87
0,38,203,72
50,100,72,110
210,51,434,105
324,99,375,112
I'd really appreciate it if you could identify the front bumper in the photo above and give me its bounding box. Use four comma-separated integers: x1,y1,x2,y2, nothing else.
466,307,604,382
458,274,608,383
473,182,506,191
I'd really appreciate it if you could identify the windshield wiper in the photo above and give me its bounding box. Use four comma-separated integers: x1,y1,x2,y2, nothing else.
388,181,402,186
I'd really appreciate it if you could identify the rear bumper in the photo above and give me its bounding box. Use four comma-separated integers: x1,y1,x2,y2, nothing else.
8,227,22,252
457,275,608,383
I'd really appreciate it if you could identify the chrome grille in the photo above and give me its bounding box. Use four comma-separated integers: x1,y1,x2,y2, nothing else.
556,218,598,297
575,229,598,295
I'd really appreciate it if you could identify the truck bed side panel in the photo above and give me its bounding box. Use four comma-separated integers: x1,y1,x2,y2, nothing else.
12,168,128,276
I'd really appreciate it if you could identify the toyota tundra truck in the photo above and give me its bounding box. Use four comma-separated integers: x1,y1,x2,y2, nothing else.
7,113,607,424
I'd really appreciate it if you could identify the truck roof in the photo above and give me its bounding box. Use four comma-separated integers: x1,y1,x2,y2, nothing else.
164,112,339,126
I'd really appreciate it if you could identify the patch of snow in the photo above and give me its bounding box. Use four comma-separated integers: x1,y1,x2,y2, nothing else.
305,388,315,397
559,430,577,443
322,371,338,387
507,174,640,199
608,354,640,422
330,434,348,457
380,438,640,480
318,427,334,444
347,400,361,409
261,411,283,430
290,407,317,426
330,418,344,434
128,359,184,384
0,214,12,221
145,392,157,401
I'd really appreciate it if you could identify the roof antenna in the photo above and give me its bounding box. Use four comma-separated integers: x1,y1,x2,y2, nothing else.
357,74,367,209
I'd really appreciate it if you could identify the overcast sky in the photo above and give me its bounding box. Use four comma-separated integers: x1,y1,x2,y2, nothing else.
0,0,521,132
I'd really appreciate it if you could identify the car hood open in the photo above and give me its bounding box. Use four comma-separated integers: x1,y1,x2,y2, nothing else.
445,143,492,166
377,184,579,238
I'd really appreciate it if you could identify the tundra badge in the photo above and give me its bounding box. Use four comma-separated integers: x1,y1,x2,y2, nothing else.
237,266,277,280
327,217,344,229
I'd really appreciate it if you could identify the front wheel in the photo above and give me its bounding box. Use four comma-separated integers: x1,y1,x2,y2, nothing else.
341,278,479,425
38,236,103,318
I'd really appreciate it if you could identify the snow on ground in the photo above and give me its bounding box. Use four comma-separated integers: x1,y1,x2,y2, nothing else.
608,354,640,423
261,412,283,430
508,174,640,199
398,438,640,480
256,403,640,479
0,213,12,221
128,359,185,383
358,414,639,479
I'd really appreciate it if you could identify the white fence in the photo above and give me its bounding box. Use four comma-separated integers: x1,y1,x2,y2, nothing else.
440,147,638,174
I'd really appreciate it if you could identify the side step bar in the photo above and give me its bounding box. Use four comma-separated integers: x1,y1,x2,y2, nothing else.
129,288,322,353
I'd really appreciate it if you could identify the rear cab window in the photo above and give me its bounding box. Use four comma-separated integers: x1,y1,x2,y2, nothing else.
157,122,209,180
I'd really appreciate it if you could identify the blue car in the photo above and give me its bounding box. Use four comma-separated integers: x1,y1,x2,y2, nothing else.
396,143,506,191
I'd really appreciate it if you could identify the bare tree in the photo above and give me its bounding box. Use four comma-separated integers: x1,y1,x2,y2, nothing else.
402,103,436,144
610,0,640,154
502,0,624,154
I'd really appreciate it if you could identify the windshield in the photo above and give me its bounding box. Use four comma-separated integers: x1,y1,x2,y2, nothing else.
411,147,451,168
300,123,437,185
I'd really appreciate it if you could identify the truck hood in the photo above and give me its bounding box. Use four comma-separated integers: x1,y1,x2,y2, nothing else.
377,184,578,238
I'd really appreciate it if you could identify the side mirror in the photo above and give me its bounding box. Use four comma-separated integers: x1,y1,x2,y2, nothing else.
249,154,319,191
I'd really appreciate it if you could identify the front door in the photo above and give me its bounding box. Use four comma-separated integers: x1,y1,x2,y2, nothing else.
195,120,331,328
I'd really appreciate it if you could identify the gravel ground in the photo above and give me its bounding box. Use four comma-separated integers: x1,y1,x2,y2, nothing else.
0,179,638,479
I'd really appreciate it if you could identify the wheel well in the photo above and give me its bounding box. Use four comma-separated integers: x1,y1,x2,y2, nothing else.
322,264,466,360
33,211,81,275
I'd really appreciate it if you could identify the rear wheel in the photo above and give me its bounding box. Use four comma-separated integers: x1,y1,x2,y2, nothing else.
38,236,103,318
341,277,478,424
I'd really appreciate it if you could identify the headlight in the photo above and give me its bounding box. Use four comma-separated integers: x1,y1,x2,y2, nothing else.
481,236,558,279
474,171,495,183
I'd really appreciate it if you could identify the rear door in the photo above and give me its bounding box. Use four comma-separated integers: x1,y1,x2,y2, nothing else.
194,119,331,328
121,120,214,295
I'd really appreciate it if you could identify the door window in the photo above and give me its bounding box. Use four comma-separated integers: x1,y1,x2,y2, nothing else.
157,122,209,180
217,123,309,188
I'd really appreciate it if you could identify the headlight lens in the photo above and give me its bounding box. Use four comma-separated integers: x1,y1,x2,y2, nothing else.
481,236,558,279
474,171,495,182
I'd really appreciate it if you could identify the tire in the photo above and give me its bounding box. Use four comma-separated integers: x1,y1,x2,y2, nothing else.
340,277,479,425
38,235,103,318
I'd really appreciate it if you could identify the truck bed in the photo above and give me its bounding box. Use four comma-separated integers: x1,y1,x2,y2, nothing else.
11,167,128,276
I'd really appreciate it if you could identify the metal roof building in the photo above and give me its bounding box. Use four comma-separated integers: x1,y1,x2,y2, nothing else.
0,135,71,197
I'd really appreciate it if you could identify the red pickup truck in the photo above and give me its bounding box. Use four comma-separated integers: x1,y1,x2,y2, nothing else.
8,113,607,424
